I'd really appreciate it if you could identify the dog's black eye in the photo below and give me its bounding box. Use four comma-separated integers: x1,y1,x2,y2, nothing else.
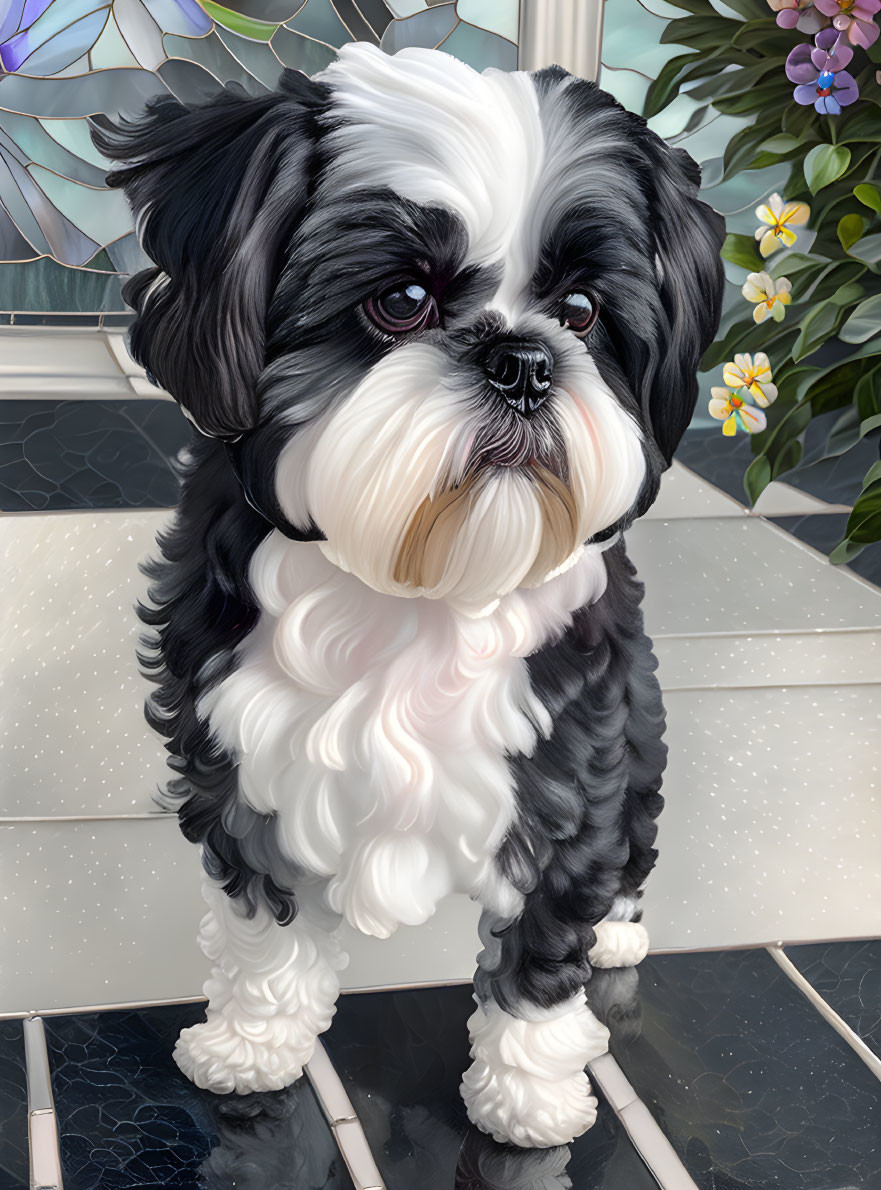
561,292,598,337
366,280,438,334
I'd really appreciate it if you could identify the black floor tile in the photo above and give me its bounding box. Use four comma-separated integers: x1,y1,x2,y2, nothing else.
772,514,881,589
675,426,753,505
676,419,881,511
43,1003,352,1190
0,399,190,511
0,1019,28,1190
786,940,881,1062
324,981,658,1190
610,948,881,1190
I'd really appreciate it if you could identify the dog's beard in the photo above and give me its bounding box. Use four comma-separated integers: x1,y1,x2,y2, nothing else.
275,341,645,612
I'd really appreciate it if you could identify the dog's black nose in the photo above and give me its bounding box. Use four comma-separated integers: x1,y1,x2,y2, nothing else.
486,343,553,418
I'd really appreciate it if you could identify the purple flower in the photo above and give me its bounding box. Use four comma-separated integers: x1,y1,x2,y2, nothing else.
815,0,880,48
785,29,860,112
768,0,832,33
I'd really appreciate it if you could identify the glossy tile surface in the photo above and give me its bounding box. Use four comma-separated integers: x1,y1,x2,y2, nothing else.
646,685,881,948
628,517,880,635
610,949,881,1190
324,983,658,1190
0,399,188,511
773,514,881,591
785,940,881,1061
0,1019,28,1190
43,1003,353,1190
1,510,171,816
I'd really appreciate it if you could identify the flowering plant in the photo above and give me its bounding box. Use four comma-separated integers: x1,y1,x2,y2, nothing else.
647,0,881,559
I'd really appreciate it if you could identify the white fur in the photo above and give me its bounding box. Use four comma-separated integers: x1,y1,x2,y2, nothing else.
461,990,610,1148
199,536,612,940
275,338,645,613
589,921,650,969
174,876,347,1094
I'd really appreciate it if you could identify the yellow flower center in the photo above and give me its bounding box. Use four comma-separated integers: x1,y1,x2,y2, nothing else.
765,297,775,307
730,396,744,409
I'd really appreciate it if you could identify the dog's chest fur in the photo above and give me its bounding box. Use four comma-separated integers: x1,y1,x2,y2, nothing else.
198,530,609,938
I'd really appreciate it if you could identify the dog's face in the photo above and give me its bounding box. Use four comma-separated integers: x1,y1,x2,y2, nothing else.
95,45,724,611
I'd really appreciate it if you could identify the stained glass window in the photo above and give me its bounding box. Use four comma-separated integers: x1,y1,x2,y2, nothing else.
0,0,520,317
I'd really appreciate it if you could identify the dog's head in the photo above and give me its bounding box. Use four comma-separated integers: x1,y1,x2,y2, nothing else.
94,44,724,611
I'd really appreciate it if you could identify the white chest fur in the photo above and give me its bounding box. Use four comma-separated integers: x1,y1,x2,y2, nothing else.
198,532,610,938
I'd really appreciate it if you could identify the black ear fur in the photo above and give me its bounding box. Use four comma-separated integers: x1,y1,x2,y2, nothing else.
90,71,329,440
641,136,726,465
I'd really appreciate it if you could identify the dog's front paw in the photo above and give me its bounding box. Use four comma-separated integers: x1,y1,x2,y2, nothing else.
462,1059,598,1148
460,993,609,1148
173,1014,315,1095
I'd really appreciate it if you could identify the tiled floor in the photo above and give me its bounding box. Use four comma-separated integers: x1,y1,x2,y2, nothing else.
3,943,881,1189
3,332,880,1186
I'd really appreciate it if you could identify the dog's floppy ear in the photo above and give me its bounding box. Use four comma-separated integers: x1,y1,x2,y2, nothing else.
640,138,725,465
91,72,327,440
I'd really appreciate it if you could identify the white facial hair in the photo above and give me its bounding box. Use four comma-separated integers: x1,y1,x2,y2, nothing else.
275,339,645,614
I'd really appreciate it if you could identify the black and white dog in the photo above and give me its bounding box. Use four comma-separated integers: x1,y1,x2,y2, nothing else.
94,44,724,1149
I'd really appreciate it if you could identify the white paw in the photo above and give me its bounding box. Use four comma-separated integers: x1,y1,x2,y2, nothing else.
463,1061,599,1148
460,992,609,1148
589,921,649,969
173,1013,316,1095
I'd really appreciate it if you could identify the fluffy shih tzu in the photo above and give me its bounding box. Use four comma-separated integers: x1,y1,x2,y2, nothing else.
93,43,723,1149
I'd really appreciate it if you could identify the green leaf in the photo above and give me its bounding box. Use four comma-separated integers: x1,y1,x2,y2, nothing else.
720,232,763,271
792,300,843,362
759,134,804,155
838,213,865,252
643,52,703,118
823,406,862,457
844,477,881,544
807,360,869,416
804,144,852,194
854,184,881,215
861,413,881,437
660,14,730,46
744,455,771,505
198,0,277,39
848,234,881,265
830,538,866,564
840,294,881,343
732,19,800,53
856,366,881,421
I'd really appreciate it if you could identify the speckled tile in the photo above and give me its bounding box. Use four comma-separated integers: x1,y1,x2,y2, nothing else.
643,462,745,520
610,949,881,1190
627,517,881,635
43,1003,353,1190
1,510,172,816
645,685,881,949
0,399,189,511
785,940,881,1062
323,982,659,1190
5,508,880,820
773,514,881,592
0,1019,28,1190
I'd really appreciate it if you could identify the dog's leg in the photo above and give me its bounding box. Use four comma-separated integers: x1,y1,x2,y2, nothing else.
174,877,346,1094
592,622,667,971
461,905,611,1150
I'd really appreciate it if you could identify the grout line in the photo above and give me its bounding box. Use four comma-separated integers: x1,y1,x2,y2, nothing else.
0,813,174,824
767,946,881,1083
589,1052,698,1190
305,1040,385,1189
22,1017,64,1190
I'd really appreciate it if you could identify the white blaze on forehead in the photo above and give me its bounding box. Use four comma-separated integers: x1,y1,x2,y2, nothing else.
318,43,547,317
